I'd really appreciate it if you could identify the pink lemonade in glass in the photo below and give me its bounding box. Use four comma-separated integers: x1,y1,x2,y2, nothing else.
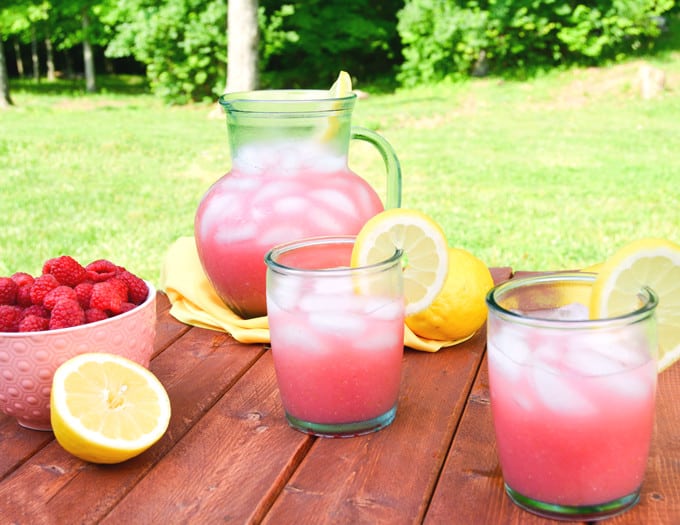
265,237,404,437
486,273,658,521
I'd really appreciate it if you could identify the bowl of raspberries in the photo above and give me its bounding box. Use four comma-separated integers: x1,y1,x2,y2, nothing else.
0,255,156,431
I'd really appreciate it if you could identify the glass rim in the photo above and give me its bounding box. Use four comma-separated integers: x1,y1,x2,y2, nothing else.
219,90,357,113
486,272,658,328
264,235,403,277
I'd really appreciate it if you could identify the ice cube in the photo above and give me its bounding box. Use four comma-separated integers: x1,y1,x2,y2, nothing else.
309,189,358,217
361,297,403,321
253,181,304,208
308,206,346,234
579,328,651,368
200,193,244,230
531,365,597,415
598,361,656,399
215,223,257,244
257,224,304,246
299,291,356,314
271,321,323,353
526,302,589,320
308,311,366,335
353,329,402,352
312,276,354,296
563,344,627,376
488,341,525,383
232,145,268,175
267,277,303,312
273,196,308,215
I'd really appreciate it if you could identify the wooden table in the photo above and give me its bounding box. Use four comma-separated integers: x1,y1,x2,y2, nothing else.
1,268,678,524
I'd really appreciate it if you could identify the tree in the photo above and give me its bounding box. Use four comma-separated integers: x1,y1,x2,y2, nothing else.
0,37,12,108
226,0,259,92
106,0,227,103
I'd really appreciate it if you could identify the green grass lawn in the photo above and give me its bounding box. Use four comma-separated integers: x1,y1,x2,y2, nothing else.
1,59,680,286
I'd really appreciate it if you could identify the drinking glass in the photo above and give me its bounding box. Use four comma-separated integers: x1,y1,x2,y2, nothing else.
265,236,404,437
486,272,658,521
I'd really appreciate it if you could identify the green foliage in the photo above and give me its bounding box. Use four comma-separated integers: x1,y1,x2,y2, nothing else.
258,0,403,88
397,0,676,85
105,0,226,103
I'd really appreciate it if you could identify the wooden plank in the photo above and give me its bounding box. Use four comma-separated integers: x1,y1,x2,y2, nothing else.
0,325,266,523
99,351,313,524
0,418,53,480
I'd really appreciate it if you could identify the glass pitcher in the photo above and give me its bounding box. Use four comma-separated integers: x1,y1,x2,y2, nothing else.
194,90,402,319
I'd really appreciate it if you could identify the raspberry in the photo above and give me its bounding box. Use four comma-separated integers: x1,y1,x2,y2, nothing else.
11,272,34,288
43,255,87,287
16,284,33,307
118,270,149,305
21,304,50,319
0,305,22,332
74,282,94,309
108,277,129,301
0,277,18,305
48,299,85,329
85,308,109,324
85,259,118,282
19,314,49,332
30,274,60,305
43,285,79,311
90,281,124,314
120,302,137,314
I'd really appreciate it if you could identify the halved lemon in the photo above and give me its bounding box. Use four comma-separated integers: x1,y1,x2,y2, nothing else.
590,238,680,372
351,208,449,316
51,353,171,464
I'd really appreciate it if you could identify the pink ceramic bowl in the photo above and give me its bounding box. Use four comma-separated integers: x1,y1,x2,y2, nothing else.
0,282,156,431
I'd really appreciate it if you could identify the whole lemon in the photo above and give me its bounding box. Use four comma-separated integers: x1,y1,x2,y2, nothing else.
406,247,494,341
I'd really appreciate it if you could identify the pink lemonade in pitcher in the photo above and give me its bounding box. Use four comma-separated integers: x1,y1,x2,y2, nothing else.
487,304,657,509
194,88,401,319
195,140,384,317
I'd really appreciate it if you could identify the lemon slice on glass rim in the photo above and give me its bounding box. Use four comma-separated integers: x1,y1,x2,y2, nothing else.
351,208,449,316
51,352,171,464
590,238,680,372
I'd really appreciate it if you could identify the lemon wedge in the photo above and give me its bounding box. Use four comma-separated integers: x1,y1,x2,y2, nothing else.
351,209,449,316
322,71,353,142
329,70,352,98
51,353,171,464
590,238,680,372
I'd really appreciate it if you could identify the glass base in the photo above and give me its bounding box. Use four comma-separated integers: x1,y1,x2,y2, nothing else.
285,405,397,438
505,484,640,522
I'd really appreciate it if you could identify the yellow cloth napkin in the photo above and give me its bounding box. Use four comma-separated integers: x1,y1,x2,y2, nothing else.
159,236,474,352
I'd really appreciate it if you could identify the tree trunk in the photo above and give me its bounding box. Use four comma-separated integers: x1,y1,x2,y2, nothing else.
31,26,39,82
0,37,13,108
82,9,96,93
13,39,24,78
226,0,259,93
45,37,55,81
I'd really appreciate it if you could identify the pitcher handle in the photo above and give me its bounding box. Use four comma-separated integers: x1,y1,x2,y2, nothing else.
350,127,402,209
